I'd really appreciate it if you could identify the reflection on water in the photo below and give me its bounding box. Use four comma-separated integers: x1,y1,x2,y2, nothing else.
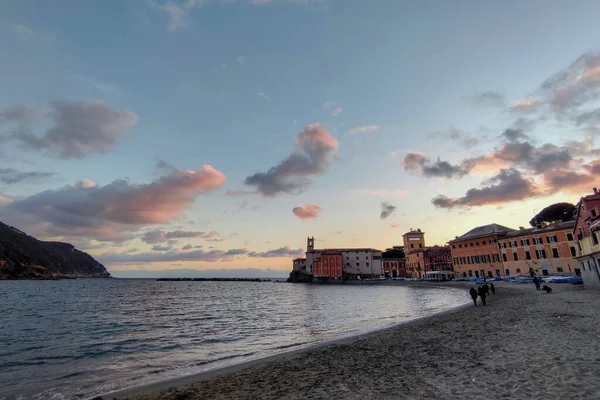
0,279,467,399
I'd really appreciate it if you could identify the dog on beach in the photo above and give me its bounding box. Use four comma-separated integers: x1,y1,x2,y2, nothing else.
542,285,552,293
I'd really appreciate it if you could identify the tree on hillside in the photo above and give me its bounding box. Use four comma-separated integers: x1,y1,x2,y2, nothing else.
529,202,576,227
383,247,405,259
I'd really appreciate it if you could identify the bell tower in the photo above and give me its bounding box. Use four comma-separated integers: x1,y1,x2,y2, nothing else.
307,236,315,252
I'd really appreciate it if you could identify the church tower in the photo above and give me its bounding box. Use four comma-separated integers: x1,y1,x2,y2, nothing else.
307,236,315,252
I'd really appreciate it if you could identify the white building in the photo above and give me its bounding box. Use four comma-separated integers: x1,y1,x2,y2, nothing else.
304,237,383,278
292,258,306,271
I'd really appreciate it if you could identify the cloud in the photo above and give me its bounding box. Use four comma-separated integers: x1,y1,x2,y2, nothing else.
509,96,538,113
470,91,505,107
236,56,245,64
182,244,193,250
0,193,13,204
151,0,205,31
292,204,322,219
0,168,55,184
75,179,97,188
224,189,255,197
403,152,474,178
0,164,225,242
431,169,539,209
347,125,379,135
258,92,271,100
141,229,220,244
98,247,248,264
152,244,173,251
429,128,482,149
11,24,55,42
390,223,401,228
247,246,304,258
0,105,48,123
500,128,531,143
3,100,138,159
332,107,343,117
380,201,396,220
244,123,338,196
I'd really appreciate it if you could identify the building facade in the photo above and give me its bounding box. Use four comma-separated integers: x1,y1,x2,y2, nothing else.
382,258,407,278
292,258,306,271
402,229,425,278
449,224,515,278
304,237,383,278
574,189,600,289
498,221,578,277
423,245,454,280
312,251,343,279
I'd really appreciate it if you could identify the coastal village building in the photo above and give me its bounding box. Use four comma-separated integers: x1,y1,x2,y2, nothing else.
574,189,600,289
382,247,407,278
305,237,383,279
292,258,306,271
423,245,454,280
498,221,578,277
312,251,343,279
402,229,425,278
449,224,514,278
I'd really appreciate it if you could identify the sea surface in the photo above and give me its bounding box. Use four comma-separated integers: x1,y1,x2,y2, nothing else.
0,279,468,400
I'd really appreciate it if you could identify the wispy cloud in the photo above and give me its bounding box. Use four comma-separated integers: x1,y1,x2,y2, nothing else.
332,107,343,117
469,91,505,108
11,24,55,43
380,201,396,220
347,125,378,135
151,0,205,31
258,91,271,100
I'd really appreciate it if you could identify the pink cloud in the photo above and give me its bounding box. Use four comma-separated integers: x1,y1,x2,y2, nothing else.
509,96,538,112
293,204,322,219
390,223,401,228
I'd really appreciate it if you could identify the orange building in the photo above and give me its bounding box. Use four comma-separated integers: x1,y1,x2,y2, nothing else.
312,251,343,279
449,224,515,278
402,229,425,278
498,221,578,277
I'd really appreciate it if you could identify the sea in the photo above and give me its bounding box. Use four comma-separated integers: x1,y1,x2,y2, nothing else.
0,279,468,400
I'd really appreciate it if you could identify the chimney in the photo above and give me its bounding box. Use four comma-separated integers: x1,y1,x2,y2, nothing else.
519,226,525,230
417,228,421,232
594,188,598,195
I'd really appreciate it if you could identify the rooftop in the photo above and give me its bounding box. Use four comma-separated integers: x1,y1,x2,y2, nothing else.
310,247,382,253
451,223,516,242
503,221,575,238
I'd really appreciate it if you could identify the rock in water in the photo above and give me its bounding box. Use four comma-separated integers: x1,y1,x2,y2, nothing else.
0,221,111,280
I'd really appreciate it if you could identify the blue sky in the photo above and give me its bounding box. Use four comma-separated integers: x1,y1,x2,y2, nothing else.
1,0,600,276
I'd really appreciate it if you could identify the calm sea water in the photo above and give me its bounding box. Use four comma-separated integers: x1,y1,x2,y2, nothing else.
0,279,467,400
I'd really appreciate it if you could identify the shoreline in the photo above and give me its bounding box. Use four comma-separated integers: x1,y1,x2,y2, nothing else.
102,281,600,400
100,282,471,399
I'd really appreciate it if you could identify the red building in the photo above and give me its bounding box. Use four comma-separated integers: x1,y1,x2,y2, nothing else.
312,251,343,279
382,258,407,278
423,245,454,280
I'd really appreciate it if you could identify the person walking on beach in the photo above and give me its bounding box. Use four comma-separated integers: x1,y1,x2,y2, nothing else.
469,287,478,306
483,282,490,296
490,282,495,295
477,285,487,306
533,276,541,291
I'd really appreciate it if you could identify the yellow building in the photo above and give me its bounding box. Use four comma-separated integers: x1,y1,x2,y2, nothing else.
573,189,600,289
402,229,424,278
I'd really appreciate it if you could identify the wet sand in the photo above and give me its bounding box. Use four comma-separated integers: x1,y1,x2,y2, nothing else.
105,281,600,400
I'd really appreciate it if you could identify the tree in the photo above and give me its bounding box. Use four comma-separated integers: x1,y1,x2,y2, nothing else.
529,202,576,227
382,247,405,259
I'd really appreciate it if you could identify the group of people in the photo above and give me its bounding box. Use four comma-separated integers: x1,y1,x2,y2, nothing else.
469,281,495,306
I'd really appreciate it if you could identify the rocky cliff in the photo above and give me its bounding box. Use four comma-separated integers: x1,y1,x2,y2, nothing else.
0,222,111,279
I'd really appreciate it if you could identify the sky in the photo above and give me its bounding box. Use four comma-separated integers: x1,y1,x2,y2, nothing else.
1,0,600,277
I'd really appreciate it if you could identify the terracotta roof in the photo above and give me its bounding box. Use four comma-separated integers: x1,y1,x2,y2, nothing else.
503,220,575,238
451,223,516,241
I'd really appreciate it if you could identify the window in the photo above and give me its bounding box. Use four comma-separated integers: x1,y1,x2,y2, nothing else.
570,246,576,257
356,257,359,260
521,239,530,246
525,251,531,260
356,263,359,266
593,209,597,217
492,254,499,262
546,236,551,244
476,241,480,246
537,249,547,259
552,248,559,258
470,243,474,247
468,270,473,277
594,233,599,246
484,255,490,263
516,268,521,273
419,243,423,248
459,244,462,248
578,242,582,252
411,244,414,248
510,241,517,248
452,245,456,249
502,253,508,262
495,269,500,276
487,271,493,278
582,262,586,271
505,269,510,276
567,233,574,241
453,257,458,265
483,241,487,245
513,252,518,261
500,242,506,249
557,267,563,273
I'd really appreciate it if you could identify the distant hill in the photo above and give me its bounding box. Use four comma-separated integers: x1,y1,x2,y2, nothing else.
0,222,111,280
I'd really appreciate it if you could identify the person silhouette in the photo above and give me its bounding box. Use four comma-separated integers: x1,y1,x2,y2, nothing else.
469,287,478,306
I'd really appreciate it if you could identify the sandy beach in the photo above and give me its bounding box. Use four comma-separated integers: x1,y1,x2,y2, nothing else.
104,282,600,400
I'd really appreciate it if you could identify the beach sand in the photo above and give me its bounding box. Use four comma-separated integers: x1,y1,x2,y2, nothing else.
106,282,600,400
